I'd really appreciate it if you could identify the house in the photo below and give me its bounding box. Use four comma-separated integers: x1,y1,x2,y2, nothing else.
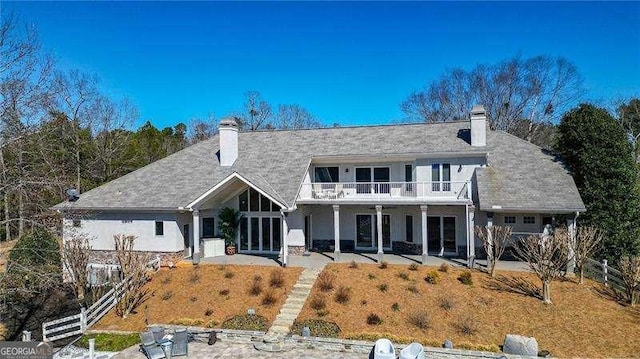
55,105,585,267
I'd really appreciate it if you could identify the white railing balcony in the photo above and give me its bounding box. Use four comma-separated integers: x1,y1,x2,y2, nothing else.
298,181,471,202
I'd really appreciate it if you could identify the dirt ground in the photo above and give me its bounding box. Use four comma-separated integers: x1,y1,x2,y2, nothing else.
297,263,640,358
94,263,302,331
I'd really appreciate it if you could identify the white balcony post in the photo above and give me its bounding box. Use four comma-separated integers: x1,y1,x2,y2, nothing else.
192,210,200,262
566,212,578,276
421,205,428,265
281,210,289,267
467,205,476,268
333,205,340,260
376,205,384,262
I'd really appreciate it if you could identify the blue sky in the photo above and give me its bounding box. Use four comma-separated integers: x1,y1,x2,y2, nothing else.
3,1,640,127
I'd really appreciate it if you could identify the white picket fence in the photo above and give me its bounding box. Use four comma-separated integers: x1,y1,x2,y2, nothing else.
582,258,625,291
42,257,160,342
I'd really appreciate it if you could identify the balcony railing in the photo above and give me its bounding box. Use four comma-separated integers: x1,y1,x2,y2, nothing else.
298,181,471,202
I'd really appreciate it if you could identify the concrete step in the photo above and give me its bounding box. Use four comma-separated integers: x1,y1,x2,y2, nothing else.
279,307,302,316
285,296,307,304
293,283,313,290
269,324,290,332
275,313,298,321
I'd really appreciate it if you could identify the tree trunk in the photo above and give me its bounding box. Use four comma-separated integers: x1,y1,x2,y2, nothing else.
17,190,24,238
3,192,10,241
579,267,584,285
542,280,552,304
490,261,496,277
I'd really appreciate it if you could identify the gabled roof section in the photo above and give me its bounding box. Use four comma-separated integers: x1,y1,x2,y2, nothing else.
475,131,586,213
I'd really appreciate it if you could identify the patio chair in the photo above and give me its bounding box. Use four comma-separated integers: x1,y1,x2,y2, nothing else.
171,329,189,357
400,342,426,359
150,326,165,343
373,338,396,359
139,331,166,359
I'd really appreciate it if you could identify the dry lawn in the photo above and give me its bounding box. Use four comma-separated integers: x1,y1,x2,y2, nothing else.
94,263,302,331
0,240,17,272
297,263,640,358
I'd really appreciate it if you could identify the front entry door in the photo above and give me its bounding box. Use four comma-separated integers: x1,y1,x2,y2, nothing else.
239,217,282,252
427,217,441,253
183,224,190,257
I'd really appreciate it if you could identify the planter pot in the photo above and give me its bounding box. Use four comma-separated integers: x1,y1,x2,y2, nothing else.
226,246,236,255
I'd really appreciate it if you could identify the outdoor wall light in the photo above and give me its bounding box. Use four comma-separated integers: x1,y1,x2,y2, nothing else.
458,164,463,172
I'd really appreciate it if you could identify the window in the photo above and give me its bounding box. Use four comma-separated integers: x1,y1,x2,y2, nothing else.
523,216,536,224
239,188,277,212
542,217,553,226
239,190,248,211
314,167,339,183
249,188,260,211
72,219,81,227
155,221,164,236
260,194,270,211
504,216,516,224
405,164,413,191
405,215,414,242
432,163,451,191
203,218,215,237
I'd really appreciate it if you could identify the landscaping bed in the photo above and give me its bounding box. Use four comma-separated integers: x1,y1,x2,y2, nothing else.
93,263,302,331
296,262,640,358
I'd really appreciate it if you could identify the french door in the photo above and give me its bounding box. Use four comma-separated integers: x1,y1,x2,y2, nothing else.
356,214,391,250
355,167,390,194
427,216,457,254
239,216,281,252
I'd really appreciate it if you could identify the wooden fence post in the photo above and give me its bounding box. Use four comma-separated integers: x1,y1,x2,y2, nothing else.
80,307,87,332
42,323,47,342
602,259,608,287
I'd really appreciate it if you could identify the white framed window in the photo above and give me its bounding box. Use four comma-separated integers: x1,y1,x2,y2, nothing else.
504,216,516,224
523,216,536,224
431,163,451,191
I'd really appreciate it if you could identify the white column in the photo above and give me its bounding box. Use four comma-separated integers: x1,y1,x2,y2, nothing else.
376,205,384,263
421,205,428,265
192,210,200,262
467,205,476,268
566,212,578,276
333,205,340,260
282,211,289,267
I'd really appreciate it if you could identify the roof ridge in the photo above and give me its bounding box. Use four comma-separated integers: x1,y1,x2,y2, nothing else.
239,120,470,135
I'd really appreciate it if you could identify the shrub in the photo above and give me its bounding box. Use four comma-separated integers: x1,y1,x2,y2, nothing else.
458,271,473,285
160,275,172,285
261,289,277,306
379,261,388,269
367,273,376,280
367,313,383,325
334,286,351,304
360,299,368,306
408,263,419,271
189,296,198,302
253,274,262,281
391,302,400,311
407,285,419,294
398,271,410,280
170,318,204,326
249,277,263,296
439,263,450,273
377,283,388,292
269,268,285,288
318,271,336,292
439,297,454,311
205,319,219,328
291,319,340,337
310,294,327,311
424,270,440,284
456,315,478,335
408,310,430,330
188,268,200,283
224,271,235,279
222,314,268,331
204,308,213,316
161,290,173,301
219,289,230,296
349,260,359,269
317,309,329,317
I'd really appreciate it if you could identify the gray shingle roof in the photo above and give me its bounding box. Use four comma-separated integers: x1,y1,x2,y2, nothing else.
56,121,585,213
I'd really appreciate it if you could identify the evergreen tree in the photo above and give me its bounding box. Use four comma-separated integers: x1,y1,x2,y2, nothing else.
555,103,640,262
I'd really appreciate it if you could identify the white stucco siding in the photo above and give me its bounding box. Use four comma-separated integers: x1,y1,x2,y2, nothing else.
65,212,183,252
284,210,305,246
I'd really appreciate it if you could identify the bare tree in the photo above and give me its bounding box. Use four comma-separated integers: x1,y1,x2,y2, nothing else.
400,55,583,144
572,226,603,284
188,114,217,144
239,91,272,130
618,256,640,306
474,225,512,277
514,227,571,304
61,227,92,302
274,104,321,129
617,98,640,163
113,234,152,318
